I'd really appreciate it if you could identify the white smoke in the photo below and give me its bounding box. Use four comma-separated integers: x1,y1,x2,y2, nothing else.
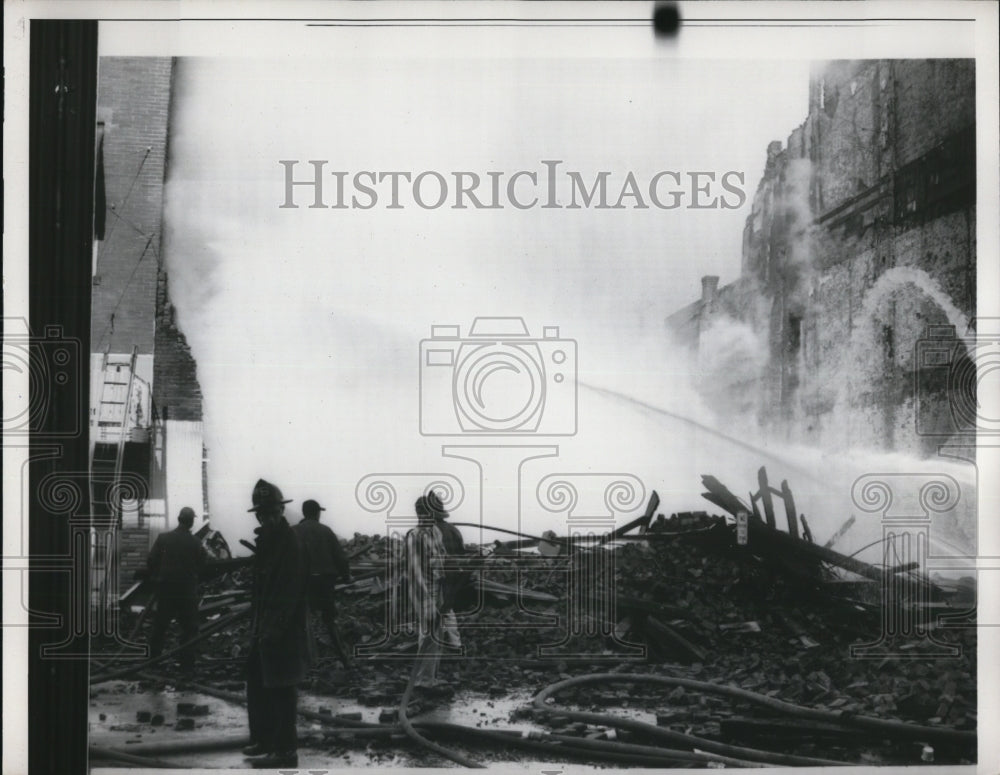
696,313,769,424
159,57,828,549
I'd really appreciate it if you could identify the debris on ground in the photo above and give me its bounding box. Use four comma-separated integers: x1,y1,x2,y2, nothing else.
91,471,977,767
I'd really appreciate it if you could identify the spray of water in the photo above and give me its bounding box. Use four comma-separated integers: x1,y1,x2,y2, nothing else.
857,266,970,337
816,266,972,446
694,313,769,421
579,379,975,564
579,381,833,489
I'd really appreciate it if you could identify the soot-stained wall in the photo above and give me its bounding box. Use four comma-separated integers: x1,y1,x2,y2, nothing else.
669,60,975,456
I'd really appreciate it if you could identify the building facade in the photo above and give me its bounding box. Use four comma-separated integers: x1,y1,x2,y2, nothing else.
89,56,209,600
667,59,976,457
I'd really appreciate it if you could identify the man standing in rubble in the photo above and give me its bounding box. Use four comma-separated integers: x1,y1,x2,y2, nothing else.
147,506,205,671
405,495,450,696
293,499,354,668
423,491,465,651
242,479,312,770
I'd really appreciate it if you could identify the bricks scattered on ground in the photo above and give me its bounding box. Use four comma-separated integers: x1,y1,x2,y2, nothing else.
99,514,975,766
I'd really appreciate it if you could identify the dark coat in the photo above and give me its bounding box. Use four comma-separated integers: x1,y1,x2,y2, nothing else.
293,518,350,579
434,518,470,606
435,519,465,555
147,525,205,593
250,517,313,688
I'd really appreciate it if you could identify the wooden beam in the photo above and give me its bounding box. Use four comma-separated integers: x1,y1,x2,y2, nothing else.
824,515,856,549
780,479,799,539
757,467,776,528
747,518,940,590
700,475,752,516
611,490,660,538
645,616,706,663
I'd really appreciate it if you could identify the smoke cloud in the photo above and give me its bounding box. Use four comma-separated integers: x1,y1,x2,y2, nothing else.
156,56,980,561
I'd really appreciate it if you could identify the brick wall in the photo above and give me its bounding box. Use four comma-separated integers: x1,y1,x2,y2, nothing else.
153,269,204,421
673,60,975,456
809,61,886,215
798,61,973,453
893,60,975,168
91,57,174,354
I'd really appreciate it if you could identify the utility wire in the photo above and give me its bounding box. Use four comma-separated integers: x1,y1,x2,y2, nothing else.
100,147,150,249
94,235,153,350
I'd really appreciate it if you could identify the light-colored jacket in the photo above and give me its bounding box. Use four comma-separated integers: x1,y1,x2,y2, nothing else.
404,524,447,635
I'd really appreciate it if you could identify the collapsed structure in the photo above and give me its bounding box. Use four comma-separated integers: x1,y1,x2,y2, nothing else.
668,60,976,457
91,477,976,768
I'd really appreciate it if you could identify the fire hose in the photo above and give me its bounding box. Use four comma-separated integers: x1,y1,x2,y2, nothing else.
533,673,974,755
448,522,574,547
397,656,485,768
88,745,178,769
91,555,972,765
418,722,767,767
111,667,966,769
89,591,161,673
446,522,697,549
89,606,250,684
533,683,849,767
133,669,483,767
93,733,251,755
129,670,761,768
92,621,970,767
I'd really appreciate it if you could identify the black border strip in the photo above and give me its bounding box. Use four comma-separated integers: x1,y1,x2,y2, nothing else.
29,19,97,775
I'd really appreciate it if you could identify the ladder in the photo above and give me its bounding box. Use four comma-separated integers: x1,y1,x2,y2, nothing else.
91,345,139,611
94,346,139,444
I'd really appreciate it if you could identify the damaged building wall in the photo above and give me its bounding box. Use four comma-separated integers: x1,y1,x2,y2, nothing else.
669,59,975,456
152,269,209,537
89,56,210,589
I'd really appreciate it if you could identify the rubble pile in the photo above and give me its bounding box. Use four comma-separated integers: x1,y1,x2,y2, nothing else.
132,510,975,725
105,487,975,766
